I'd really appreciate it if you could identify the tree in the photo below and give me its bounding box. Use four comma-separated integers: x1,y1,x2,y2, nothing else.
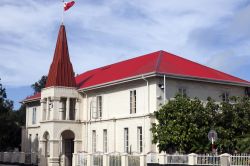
152,95,250,154
0,78,20,151
151,95,213,153
31,75,47,93
215,96,250,153
0,78,13,113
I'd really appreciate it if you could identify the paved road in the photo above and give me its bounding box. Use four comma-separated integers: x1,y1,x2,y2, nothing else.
0,164,20,166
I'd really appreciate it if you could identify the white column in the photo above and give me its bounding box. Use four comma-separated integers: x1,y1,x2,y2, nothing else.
158,153,166,164
87,154,91,166
58,99,63,120
40,99,45,121
140,155,146,166
46,98,50,120
188,153,198,165
48,140,60,166
66,97,70,120
103,154,108,166
73,140,82,166
220,153,231,166
75,99,80,121
52,97,60,120
121,154,128,166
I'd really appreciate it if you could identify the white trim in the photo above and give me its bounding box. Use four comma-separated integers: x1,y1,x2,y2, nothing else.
23,72,250,103
78,72,249,92
78,72,155,91
157,73,250,87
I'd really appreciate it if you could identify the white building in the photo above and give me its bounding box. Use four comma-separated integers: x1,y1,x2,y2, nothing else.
22,25,250,166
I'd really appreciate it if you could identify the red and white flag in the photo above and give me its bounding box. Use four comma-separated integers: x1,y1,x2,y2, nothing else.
64,1,75,11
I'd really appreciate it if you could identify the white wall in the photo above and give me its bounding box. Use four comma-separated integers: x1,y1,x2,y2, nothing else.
24,76,247,156
82,78,157,121
81,78,158,154
86,116,153,154
156,77,245,109
26,104,41,127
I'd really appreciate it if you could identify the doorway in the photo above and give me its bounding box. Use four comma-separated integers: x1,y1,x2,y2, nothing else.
61,130,75,166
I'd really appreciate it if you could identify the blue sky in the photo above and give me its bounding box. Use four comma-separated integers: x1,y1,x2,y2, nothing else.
1,0,250,109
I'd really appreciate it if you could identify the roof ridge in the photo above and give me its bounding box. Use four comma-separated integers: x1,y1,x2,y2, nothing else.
155,50,163,72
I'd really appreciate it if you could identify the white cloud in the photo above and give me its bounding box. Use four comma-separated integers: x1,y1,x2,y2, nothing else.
0,0,250,87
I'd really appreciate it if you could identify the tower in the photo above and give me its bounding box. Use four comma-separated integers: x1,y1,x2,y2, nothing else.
39,25,82,166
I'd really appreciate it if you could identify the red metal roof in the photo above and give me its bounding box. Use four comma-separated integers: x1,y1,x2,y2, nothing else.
45,24,76,88
24,50,250,102
23,92,41,102
76,50,249,89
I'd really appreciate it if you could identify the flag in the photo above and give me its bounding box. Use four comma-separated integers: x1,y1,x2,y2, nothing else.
64,1,75,11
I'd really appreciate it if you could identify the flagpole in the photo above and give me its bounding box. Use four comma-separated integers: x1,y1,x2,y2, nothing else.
62,0,64,24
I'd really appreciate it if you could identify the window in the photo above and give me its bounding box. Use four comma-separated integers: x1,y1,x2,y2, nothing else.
60,98,67,120
222,92,229,102
130,90,136,114
32,107,36,124
91,99,97,119
92,96,102,119
92,130,96,153
137,127,143,153
124,128,129,153
103,129,107,153
178,88,187,97
70,98,76,120
97,96,102,118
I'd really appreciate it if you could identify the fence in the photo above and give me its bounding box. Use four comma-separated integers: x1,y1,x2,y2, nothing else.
76,152,88,166
197,154,220,165
1,151,250,166
109,153,121,166
92,152,103,166
128,154,140,166
165,154,188,165
149,153,250,166
231,154,250,166
0,152,38,165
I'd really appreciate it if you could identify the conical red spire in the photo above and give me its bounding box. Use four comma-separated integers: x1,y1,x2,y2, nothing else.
45,25,76,88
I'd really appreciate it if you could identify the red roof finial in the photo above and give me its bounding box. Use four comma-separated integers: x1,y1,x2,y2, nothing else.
45,24,76,88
